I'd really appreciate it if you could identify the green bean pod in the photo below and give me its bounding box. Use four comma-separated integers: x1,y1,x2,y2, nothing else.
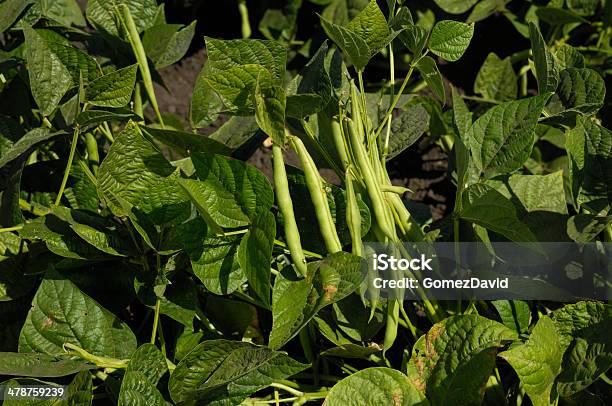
344,169,362,257
85,132,99,175
291,136,342,254
273,144,308,276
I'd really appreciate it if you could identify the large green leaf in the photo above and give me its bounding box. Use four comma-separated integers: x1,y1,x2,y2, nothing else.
269,252,365,350
43,39,100,85
168,340,308,405
549,68,606,117
500,317,563,406
492,300,531,334
474,53,517,102
178,217,244,295
433,0,479,14
118,344,167,406
18,268,137,358
180,152,273,229
200,37,286,112
0,0,36,33
254,82,286,146
416,56,445,103
552,302,612,397
407,315,517,405
142,127,231,157
577,119,611,214
85,64,138,108
567,0,599,16
143,20,196,68
507,171,568,214
567,214,612,243
345,0,391,54
97,121,179,217
320,16,371,71
86,0,157,36
428,20,474,62
460,183,537,242
536,7,588,25
554,44,585,70
64,370,93,406
238,211,275,307
387,104,429,159
529,22,559,94
23,26,72,116
468,95,549,177
39,0,86,28
0,128,63,171
0,353,95,377
325,367,427,406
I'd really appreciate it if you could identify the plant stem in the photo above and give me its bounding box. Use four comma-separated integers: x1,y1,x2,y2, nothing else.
373,63,416,141
269,382,303,397
383,41,395,161
273,239,323,259
238,0,251,39
150,297,161,345
0,225,23,233
54,126,80,206
63,343,129,369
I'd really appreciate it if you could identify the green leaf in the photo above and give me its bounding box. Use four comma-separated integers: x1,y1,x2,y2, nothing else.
178,217,244,295
554,44,585,70
18,268,137,358
529,22,559,94
168,340,308,405
325,367,427,406
492,300,531,333
0,128,63,171
75,109,142,130
550,68,606,116
254,82,287,146
97,121,178,217
474,53,517,102
64,370,93,406
118,344,167,406
201,37,287,112
1,378,64,406
416,56,445,103
577,119,612,214
466,0,510,23
567,214,612,243
238,211,275,307
208,116,260,151
23,25,73,116
43,39,100,85
508,171,568,214
387,104,429,159
85,64,138,108
190,74,222,128
552,302,612,397
182,152,274,228
451,87,471,195
269,252,365,350
142,127,231,157
537,7,588,25
428,20,474,62
0,0,36,33
0,353,95,377
567,0,599,16
345,0,391,54
39,0,86,28
460,183,537,242
143,20,196,68
320,16,371,71
408,315,517,405
86,0,157,36
468,95,549,177
433,0,479,14
500,317,563,406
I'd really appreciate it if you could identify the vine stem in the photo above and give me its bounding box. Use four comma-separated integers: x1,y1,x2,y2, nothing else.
0,225,23,233
63,343,129,369
373,63,417,141
54,126,80,206
238,0,252,39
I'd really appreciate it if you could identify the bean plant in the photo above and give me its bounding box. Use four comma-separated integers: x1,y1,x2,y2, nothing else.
0,0,610,405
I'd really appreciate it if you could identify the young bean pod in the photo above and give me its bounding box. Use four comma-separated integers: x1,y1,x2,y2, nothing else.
273,144,308,276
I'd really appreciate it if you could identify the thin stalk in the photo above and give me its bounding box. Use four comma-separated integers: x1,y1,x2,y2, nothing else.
373,63,416,141
63,343,128,369
269,383,303,397
150,297,161,344
454,216,462,314
134,82,144,119
461,95,502,104
19,199,50,216
383,41,395,161
117,5,165,127
0,225,23,233
274,239,323,259
238,0,252,39
54,126,80,206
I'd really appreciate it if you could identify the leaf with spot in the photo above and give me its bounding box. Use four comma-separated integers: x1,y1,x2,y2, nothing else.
407,315,517,405
325,367,427,406
18,268,137,358
500,317,563,406
467,95,549,177
118,344,167,406
269,252,365,350
168,340,308,405
428,20,474,62
85,65,138,108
